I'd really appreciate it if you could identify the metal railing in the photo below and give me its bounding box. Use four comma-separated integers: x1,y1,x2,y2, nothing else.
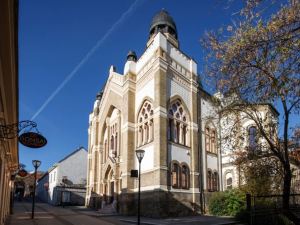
246,193,300,225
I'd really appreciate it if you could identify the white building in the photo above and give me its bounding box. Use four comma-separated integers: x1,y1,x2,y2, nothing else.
37,147,87,205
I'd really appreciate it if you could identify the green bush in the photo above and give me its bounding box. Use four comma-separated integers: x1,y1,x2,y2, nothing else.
208,189,246,216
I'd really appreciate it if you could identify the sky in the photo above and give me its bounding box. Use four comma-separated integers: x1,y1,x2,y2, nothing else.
18,0,292,172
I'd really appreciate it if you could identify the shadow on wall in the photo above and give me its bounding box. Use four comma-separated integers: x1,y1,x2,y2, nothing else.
88,189,201,218
52,186,86,206
87,191,102,209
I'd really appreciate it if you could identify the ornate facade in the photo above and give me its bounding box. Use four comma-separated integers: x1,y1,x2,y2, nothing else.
85,10,277,216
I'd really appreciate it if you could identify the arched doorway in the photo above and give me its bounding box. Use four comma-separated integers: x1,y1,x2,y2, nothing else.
104,166,115,204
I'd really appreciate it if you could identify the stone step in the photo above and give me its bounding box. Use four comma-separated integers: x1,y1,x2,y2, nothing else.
98,204,117,215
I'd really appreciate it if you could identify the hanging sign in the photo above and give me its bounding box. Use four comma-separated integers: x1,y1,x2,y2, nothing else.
18,132,47,148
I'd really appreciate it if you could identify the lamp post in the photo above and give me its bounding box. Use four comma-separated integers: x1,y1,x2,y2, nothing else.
135,149,145,225
31,160,41,219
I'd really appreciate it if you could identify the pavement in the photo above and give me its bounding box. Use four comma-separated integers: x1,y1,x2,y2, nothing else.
5,201,240,225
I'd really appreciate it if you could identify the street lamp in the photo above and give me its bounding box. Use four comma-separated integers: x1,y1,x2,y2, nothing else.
31,160,41,219
135,149,145,225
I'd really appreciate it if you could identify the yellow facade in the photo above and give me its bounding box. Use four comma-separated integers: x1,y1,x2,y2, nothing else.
0,0,19,224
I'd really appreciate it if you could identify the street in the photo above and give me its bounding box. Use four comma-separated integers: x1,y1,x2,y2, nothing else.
5,201,238,225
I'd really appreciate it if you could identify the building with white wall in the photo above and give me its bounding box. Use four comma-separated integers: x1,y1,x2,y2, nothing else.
219,102,279,190
86,10,279,216
37,147,87,205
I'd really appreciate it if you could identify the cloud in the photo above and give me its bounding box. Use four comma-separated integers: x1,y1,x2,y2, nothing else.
31,0,143,120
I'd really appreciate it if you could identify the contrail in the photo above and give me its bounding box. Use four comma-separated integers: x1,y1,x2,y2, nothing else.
31,0,143,120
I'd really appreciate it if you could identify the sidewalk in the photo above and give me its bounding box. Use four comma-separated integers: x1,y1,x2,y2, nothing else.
5,201,119,225
6,201,240,225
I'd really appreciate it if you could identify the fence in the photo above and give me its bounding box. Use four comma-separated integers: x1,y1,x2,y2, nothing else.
246,193,300,225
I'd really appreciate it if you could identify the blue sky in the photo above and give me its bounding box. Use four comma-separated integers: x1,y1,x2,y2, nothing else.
19,0,291,172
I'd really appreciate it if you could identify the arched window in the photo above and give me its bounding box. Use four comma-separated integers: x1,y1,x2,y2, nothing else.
149,120,153,141
168,99,189,146
181,165,190,189
172,163,180,188
110,136,114,151
249,126,258,150
183,125,187,146
205,127,210,152
109,123,119,159
137,101,154,146
225,172,233,190
206,125,217,154
211,130,216,154
227,177,232,189
207,170,212,191
114,133,118,157
212,172,218,191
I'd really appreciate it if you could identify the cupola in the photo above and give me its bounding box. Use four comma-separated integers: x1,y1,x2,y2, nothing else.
124,50,137,75
148,10,179,48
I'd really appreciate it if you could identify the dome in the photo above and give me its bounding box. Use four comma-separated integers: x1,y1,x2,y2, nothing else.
127,50,137,62
149,10,177,39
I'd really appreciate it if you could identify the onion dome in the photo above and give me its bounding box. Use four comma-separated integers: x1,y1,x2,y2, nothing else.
149,10,177,39
127,50,137,62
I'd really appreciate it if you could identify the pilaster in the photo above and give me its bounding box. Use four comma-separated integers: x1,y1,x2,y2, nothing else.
153,51,168,186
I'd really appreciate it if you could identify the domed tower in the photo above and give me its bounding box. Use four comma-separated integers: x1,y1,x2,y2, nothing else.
123,50,137,74
147,10,179,48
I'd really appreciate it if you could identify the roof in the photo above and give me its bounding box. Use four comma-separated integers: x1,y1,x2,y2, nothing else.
57,146,87,164
48,147,87,172
150,10,177,36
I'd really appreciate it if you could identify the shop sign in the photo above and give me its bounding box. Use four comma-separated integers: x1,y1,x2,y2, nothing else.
19,132,47,148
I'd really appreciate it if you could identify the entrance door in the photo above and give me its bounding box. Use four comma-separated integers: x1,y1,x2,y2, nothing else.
110,181,114,203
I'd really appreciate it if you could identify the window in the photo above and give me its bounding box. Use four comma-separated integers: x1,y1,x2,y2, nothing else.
172,163,180,188
181,165,189,189
227,177,232,190
183,125,187,146
114,133,118,157
168,99,189,146
225,172,233,190
208,170,218,192
109,123,118,158
137,101,154,146
205,125,217,154
249,126,258,150
207,170,212,191
212,172,218,191
205,128,210,152
211,130,216,154
171,161,190,189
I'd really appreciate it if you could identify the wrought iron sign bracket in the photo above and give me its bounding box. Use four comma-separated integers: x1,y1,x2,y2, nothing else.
0,120,37,139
